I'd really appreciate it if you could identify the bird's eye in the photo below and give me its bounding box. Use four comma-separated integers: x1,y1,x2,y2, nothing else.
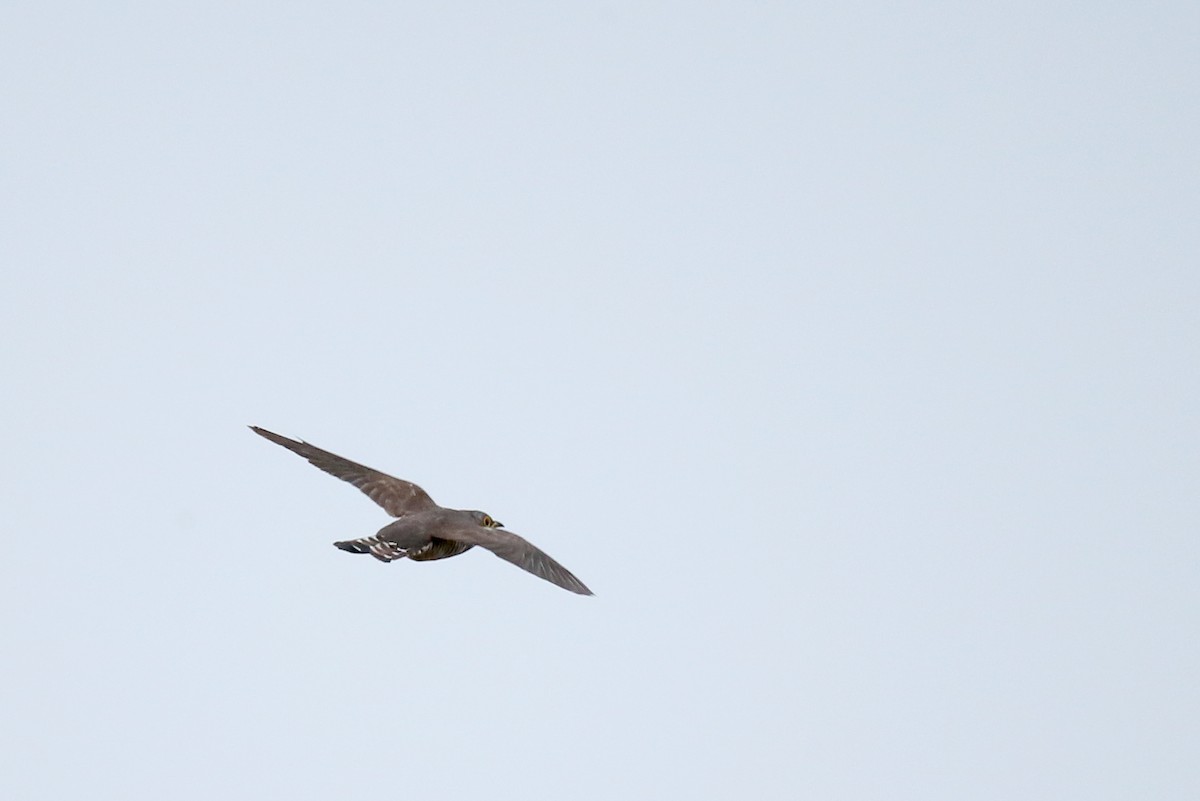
482,514,494,527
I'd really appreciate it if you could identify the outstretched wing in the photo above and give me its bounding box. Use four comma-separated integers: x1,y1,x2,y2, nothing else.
250,426,438,517
443,525,593,596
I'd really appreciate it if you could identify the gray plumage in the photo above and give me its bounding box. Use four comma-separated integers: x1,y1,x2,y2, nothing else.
250,426,593,596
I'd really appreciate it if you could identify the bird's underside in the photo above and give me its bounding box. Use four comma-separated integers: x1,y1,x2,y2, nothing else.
250,426,593,595
333,534,470,563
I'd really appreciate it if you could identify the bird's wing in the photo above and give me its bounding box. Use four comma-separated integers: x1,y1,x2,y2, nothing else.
250,426,438,517
441,524,593,596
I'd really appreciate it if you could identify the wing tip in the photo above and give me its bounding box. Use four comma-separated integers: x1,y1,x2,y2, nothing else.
565,577,595,596
250,426,310,450
249,424,279,440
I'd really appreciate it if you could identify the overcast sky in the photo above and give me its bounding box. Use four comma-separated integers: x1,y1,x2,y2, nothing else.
2,3,1197,799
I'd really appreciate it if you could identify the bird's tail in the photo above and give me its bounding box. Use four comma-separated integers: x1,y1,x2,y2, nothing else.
334,536,407,563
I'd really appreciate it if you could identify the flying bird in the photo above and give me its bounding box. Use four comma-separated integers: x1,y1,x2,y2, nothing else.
250,426,593,595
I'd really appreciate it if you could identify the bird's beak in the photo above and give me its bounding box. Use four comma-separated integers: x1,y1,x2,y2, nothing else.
495,520,504,528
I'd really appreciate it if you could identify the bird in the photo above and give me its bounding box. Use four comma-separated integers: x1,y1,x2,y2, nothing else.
249,426,593,595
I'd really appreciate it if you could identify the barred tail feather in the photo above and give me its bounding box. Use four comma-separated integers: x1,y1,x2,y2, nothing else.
333,536,408,563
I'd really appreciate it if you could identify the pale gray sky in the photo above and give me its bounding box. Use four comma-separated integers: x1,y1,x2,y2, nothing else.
2,3,1197,799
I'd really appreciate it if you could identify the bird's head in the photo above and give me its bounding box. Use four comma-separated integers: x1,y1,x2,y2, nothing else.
469,510,504,528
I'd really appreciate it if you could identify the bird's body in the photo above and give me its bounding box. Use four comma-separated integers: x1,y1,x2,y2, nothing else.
338,509,478,562
250,426,592,595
